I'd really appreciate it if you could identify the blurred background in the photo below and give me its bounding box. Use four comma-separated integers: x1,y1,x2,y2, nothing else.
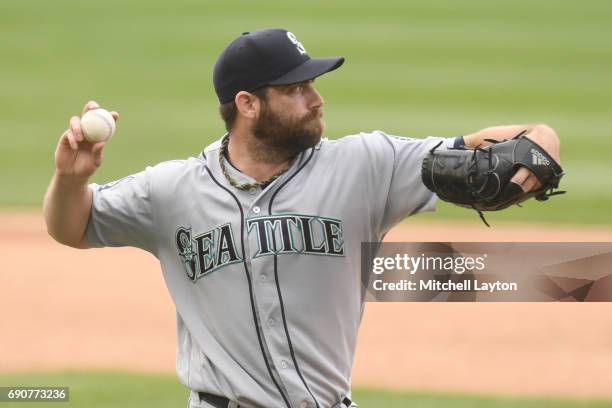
1,0,611,406
2,0,611,224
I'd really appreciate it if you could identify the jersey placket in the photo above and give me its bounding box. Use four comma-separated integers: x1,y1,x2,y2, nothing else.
219,148,317,407
244,190,317,408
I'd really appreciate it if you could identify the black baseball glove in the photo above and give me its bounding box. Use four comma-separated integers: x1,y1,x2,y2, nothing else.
421,131,565,226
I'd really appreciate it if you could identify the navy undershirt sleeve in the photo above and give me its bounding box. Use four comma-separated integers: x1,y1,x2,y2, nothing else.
453,136,466,148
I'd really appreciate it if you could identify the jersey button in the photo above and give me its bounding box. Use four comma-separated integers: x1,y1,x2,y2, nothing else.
268,318,275,326
299,402,309,408
253,206,261,214
249,188,257,195
260,274,267,282
280,360,288,369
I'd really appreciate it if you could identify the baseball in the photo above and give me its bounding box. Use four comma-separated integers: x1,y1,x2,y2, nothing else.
80,108,116,143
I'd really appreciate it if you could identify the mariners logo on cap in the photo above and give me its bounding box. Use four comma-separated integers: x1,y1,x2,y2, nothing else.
286,32,308,55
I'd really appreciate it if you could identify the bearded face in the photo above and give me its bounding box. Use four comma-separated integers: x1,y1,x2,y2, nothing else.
252,96,324,158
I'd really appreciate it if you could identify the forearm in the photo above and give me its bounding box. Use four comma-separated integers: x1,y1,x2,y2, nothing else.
464,123,560,163
43,174,93,248
463,124,536,148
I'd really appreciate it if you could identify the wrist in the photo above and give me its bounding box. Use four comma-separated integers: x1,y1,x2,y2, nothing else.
54,172,90,189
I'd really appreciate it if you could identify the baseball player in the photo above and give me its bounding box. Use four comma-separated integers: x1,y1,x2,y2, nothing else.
43,29,561,408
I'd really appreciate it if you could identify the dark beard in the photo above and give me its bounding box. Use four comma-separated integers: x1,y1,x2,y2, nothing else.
252,102,323,162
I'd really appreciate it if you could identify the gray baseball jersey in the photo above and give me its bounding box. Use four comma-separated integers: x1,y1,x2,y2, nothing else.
86,131,455,408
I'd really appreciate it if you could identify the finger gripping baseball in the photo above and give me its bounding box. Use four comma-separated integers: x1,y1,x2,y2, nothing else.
421,135,566,224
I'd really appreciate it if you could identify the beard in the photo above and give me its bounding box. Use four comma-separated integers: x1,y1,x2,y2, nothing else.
252,101,324,161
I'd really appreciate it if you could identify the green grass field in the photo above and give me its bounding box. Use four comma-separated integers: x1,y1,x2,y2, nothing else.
0,372,610,408
1,0,611,224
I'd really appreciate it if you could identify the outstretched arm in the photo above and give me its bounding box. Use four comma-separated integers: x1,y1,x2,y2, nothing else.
43,101,118,248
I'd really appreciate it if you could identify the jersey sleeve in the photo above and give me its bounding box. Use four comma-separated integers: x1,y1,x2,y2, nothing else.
86,167,157,254
356,131,456,236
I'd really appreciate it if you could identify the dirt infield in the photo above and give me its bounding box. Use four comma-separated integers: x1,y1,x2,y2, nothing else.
1,213,611,398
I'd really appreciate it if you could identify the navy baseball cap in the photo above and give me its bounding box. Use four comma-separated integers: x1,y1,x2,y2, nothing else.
213,29,345,104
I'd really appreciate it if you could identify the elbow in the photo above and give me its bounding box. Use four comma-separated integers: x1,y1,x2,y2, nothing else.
46,228,81,249
44,221,89,249
42,192,90,249
55,236,90,250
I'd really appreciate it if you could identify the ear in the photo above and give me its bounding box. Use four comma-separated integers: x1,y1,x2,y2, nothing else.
235,91,261,120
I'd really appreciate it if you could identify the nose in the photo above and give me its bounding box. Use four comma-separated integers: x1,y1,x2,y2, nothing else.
309,86,324,110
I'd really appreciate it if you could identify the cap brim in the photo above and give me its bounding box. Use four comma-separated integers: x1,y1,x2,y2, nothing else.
267,57,345,86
